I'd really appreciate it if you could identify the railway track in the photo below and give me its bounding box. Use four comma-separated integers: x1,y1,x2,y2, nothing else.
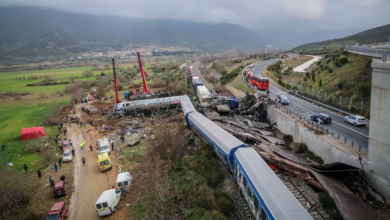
277,173,327,220
192,60,215,95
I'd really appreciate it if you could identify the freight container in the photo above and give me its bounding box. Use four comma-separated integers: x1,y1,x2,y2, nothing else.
193,80,203,92
197,86,211,103
192,76,200,85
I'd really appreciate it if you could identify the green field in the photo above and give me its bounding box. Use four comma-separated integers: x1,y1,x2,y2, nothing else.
0,100,67,171
0,63,165,94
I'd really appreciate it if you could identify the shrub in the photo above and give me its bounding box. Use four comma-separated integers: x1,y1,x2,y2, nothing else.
318,192,343,220
152,77,167,88
117,84,124,91
339,57,348,65
14,96,21,100
337,82,344,90
327,67,333,73
82,70,94,77
0,166,36,216
296,143,308,153
283,134,293,148
41,149,55,167
24,139,42,153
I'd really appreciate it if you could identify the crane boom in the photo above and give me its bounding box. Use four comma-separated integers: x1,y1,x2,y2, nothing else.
137,51,149,93
112,57,120,104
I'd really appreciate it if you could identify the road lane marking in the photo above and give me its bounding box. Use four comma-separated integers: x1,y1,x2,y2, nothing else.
253,62,369,138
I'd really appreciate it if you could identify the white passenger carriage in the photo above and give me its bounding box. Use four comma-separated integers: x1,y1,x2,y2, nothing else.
234,148,313,220
187,111,247,171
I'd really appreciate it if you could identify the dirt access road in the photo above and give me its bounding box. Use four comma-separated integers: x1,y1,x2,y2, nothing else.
68,104,129,220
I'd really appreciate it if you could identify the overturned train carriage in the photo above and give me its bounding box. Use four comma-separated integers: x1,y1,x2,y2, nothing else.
116,96,182,115
180,95,313,220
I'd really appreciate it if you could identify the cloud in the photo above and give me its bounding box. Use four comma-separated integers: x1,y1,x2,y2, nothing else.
350,0,387,6
283,0,326,20
0,0,389,33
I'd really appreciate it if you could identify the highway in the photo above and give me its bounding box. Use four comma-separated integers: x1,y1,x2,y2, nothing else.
252,59,369,151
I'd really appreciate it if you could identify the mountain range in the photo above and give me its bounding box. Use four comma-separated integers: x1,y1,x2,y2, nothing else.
292,24,390,52
0,6,268,61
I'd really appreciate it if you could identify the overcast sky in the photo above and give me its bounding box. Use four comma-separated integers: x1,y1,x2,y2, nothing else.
1,0,389,32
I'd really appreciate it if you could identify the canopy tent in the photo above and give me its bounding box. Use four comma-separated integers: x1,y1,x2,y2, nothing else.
21,127,45,141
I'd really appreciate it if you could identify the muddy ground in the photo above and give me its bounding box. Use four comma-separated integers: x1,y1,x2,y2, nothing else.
67,102,133,220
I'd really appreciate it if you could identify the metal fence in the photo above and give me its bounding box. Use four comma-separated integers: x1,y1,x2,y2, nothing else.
345,46,390,62
274,103,367,152
296,86,370,116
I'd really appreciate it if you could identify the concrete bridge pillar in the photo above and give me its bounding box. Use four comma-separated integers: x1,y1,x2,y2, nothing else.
368,60,390,200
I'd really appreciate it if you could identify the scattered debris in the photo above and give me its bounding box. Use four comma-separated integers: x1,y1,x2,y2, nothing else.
128,138,142,146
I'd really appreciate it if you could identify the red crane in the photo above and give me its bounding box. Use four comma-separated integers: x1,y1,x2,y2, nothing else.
137,51,149,93
111,57,120,104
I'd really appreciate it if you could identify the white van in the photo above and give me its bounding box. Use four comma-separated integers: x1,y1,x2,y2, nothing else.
97,138,111,155
116,172,132,192
95,189,121,217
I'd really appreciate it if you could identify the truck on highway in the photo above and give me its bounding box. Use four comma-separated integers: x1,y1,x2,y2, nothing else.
280,54,289,59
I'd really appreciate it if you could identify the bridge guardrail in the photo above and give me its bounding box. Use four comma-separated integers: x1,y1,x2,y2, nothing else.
345,46,390,62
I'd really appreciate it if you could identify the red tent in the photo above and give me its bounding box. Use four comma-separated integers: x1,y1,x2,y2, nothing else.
21,127,45,141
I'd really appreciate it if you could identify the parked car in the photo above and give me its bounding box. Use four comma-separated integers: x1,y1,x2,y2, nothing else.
344,115,367,126
53,181,67,198
311,113,332,124
60,140,71,150
46,202,68,220
63,149,72,162
276,93,289,105
87,96,94,101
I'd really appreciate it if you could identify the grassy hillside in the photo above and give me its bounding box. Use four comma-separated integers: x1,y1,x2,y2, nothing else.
266,51,372,116
292,24,390,52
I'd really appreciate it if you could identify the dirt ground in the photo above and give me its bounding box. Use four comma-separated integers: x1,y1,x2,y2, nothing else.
67,103,131,220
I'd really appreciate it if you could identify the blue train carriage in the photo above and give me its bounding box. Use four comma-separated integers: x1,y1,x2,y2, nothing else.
186,111,247,172
180,95,196,118
234,148,313,220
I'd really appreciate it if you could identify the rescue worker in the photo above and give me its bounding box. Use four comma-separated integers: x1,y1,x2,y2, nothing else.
80,143,83,151
82,157,86,166
49,175,54,188
69,139,73,146
193,96,196,102
58,158,62,167
71,147,75,156
90,120,93,125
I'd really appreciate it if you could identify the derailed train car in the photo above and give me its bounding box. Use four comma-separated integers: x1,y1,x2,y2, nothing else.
180,95,313,220
115,95,313,220
116,96,181,115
